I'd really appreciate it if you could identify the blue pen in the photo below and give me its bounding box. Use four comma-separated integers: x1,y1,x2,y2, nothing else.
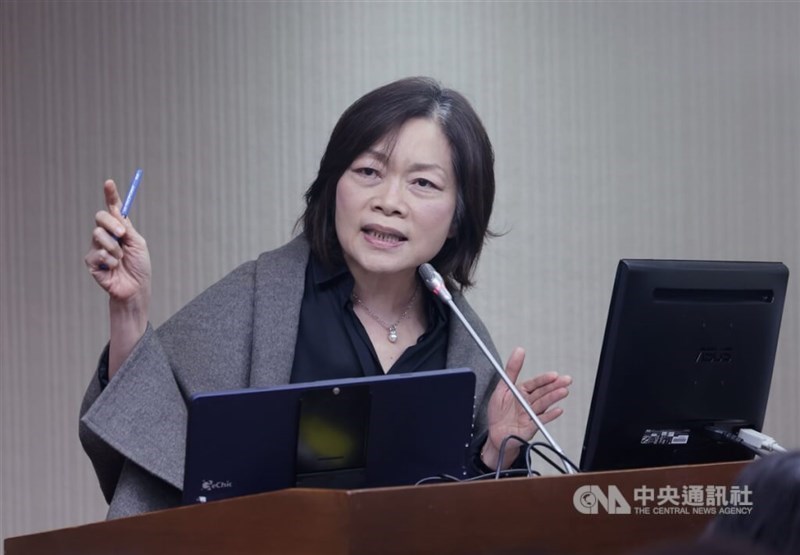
104,168,142,255
121,168,143,218
99,168,143,269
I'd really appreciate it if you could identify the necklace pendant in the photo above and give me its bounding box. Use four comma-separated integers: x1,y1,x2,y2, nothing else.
388,326,398,343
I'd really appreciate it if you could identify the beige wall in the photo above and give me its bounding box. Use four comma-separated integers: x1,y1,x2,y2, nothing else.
1,0,798,540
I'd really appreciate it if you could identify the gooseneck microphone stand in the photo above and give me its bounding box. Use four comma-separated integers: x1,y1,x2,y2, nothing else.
419,263,577,475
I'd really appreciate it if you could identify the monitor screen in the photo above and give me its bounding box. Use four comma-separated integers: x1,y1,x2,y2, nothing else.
581,259,789,472
182,368,476,504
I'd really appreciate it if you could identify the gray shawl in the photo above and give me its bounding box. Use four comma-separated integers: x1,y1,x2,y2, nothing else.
79,236,501,519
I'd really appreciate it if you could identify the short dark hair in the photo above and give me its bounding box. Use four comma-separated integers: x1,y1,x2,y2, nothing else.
704,451,800,554
300,76,495,290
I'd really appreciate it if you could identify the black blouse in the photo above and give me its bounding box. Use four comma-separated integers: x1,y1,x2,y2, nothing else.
290,254,449,383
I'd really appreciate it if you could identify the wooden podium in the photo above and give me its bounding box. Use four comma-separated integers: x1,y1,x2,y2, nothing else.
5,461,747,555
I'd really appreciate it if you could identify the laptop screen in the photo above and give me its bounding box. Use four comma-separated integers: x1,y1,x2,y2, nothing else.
183,367,476,504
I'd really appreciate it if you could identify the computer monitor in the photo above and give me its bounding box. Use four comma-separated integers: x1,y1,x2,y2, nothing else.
182,368,476,504
581,259,789,472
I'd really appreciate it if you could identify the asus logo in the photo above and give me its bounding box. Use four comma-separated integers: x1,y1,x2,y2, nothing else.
695,348,733,364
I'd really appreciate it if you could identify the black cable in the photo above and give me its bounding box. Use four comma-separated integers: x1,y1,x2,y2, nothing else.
472,469,539,481
536,441,581,473
526,442,581,474
494,435,531,480
415,475,461,485
526,443,565,475
414,433,577,487
705,426,764,457
415,468,541,486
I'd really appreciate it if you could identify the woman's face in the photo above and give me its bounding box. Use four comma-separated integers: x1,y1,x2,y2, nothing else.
335,117,457,283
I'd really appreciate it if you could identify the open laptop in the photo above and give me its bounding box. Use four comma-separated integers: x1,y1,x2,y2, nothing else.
182,367,476,504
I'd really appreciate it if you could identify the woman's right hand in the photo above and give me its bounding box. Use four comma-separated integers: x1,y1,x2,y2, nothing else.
85,179,152,379
85,179,152,305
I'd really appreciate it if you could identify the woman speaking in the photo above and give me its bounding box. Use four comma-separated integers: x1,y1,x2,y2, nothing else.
81,77,572,519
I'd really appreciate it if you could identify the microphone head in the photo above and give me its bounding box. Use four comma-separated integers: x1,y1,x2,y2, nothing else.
418,263,437,283
418,263,452,302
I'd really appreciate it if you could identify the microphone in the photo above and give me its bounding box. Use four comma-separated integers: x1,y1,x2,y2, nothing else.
418,263,577,474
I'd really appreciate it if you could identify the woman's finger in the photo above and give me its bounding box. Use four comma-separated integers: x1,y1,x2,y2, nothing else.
503,347,526,384
519,371,560,393
92,227,124,260
530,386,570,415
521,373,572,396
95,209,127,238
537,406,564,425
103,179,122,213
85,248,119,272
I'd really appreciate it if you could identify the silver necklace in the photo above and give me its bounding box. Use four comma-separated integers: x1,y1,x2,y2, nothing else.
351,284,419,343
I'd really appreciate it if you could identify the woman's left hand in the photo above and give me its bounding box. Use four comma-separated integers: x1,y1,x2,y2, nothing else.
482,347,572,470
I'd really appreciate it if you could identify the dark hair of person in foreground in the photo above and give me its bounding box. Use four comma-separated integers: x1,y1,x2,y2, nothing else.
702,450,800,554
